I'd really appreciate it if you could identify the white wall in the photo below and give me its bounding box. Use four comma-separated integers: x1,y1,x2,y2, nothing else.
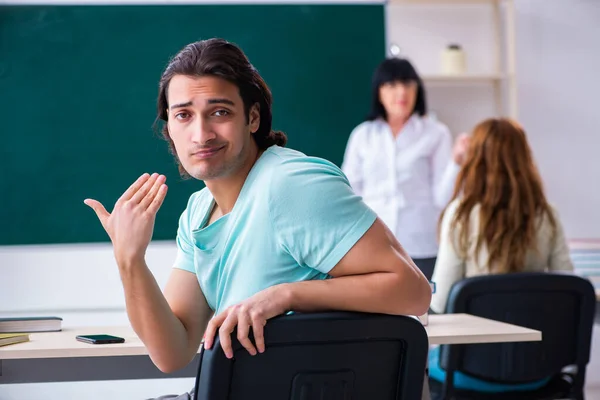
0,242,175,317
514,0,600,239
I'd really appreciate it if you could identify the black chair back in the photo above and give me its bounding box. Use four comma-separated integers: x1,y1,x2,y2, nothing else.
439,272,596,399
194,311,429,400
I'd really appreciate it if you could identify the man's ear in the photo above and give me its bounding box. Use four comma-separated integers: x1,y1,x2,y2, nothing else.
249,103,260,134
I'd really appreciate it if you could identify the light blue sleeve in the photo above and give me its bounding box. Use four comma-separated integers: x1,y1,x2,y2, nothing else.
269,157,377,275
172,194,198,274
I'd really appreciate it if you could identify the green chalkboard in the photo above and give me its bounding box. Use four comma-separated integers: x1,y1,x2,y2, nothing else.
0,4,385,245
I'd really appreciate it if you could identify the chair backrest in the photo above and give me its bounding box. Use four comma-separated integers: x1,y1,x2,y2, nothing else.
439,273,596,393
194,311,429,400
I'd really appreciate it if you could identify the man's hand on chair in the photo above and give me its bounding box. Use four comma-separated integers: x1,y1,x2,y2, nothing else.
203,284,292,358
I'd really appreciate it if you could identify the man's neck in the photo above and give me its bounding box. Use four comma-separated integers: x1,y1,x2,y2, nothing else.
205,146,262,216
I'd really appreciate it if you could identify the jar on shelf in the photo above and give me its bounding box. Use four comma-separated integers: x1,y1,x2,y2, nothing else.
441,44,466,75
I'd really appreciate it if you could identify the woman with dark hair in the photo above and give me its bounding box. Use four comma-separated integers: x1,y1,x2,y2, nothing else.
428,118,573,394
342,58,469,280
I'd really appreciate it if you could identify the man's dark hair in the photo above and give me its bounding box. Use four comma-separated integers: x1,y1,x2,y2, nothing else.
367,58,427,121
156,38,287,177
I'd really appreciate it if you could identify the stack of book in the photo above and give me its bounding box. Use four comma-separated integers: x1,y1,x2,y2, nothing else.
0,333,30,347
0,316,62,333
0,316,62,348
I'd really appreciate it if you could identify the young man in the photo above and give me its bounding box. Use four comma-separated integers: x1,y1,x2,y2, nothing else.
85,38,431,397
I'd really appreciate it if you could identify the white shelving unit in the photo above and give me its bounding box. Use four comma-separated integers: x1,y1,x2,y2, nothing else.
386,0,517,121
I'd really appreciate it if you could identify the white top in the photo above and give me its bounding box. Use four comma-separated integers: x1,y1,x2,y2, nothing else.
0,315,540,360
431,199,574,313
342,115,460,258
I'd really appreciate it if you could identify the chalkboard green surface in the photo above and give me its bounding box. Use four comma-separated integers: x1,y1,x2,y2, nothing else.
0,4,385,245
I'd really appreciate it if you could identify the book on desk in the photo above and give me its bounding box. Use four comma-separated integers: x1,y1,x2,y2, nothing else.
0,333,30,347
0,316,62,333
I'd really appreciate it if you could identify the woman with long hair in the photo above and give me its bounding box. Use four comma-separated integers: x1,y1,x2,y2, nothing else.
429,117,573,393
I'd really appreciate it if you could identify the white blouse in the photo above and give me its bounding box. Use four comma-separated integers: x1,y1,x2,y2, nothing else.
342,115,460,258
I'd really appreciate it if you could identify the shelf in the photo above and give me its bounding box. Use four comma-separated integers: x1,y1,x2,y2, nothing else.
422,74,505,84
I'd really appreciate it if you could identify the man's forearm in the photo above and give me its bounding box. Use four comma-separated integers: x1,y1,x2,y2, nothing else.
118,260,193,372
285,270,431,317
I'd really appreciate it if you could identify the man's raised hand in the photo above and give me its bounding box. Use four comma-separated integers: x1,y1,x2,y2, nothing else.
84,173,168,267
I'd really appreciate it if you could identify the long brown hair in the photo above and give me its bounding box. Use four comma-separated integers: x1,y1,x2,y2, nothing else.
441,118,556,273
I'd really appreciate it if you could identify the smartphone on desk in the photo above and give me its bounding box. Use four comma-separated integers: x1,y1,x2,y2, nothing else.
76,334,125,345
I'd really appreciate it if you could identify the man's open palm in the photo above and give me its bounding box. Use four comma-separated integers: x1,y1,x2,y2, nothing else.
84,173,168,265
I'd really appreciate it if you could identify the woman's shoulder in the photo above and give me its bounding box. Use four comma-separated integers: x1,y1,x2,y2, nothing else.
444,198,481,215
441,199,482,230
537,203,564,233
546,203,562,219
444,198,461,216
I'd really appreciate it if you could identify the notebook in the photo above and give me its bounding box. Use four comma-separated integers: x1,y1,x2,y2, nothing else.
0,317,62,333
0,333,30,347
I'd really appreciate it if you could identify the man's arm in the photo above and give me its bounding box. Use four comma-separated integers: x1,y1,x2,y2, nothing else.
120,265,212,373
203,218,431,358
286,218,431,316
85,173,212,373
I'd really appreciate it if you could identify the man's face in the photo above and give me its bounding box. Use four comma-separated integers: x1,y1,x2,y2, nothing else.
166,75,260,181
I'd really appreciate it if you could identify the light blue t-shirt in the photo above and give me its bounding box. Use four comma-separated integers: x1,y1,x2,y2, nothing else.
173,145,377,313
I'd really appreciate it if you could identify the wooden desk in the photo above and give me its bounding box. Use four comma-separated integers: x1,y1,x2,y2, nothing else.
0,313,541,384
425,313,541,345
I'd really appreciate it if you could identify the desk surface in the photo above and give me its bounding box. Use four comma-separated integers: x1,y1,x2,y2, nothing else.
424,313,541,345
0,313,541,360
